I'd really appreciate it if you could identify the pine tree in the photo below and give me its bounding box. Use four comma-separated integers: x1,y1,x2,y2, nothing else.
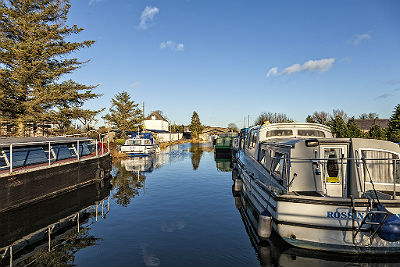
306,115,316,123
369,123,387,140
330,116,350,138
387,104,400,143
0,0,99,135
347,117,364,138
103,91,142,138
189,111,203,138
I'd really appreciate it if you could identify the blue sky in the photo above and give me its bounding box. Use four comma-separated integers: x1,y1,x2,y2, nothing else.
66,0,400,127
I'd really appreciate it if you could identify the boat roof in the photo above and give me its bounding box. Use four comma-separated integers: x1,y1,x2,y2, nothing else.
260,122,332,132
0,136,93,148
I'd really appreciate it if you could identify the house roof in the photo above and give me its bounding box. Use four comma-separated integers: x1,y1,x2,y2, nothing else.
144,112,168,122
354,119,390,130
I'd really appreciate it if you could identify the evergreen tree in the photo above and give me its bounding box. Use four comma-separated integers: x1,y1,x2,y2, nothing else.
387,104,400,143
189,111,203,138
306,115,316,123
347,117,364,138
103,91,142,137
0,0,99,135
369,123,387,140
330,115,350,138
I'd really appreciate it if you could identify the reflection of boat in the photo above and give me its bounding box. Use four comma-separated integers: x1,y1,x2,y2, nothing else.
0,179,112,266
235,122,400,253
233,186,400,267
214,149,232,172
121,156,154,173
215,158,232,172
120,133,160,156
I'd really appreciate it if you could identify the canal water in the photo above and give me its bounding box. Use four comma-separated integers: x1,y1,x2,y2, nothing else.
3,143,400,266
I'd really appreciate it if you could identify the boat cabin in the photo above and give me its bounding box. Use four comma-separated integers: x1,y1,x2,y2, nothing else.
242,123,400,199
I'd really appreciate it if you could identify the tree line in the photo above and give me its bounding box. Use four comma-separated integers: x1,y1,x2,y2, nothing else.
252,106,400,143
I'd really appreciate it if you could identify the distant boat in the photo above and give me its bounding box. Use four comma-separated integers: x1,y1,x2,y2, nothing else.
120,133,160,156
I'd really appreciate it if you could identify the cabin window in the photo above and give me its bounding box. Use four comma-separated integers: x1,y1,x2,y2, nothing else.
297,129,325,137
250,132,258,148
266,130,293,138
361,150,400,184
143,139,151,145
323,148,342,183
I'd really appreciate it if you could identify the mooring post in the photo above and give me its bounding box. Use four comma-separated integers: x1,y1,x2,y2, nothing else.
9,144,12,173
48,142,51,165
77,212,80,233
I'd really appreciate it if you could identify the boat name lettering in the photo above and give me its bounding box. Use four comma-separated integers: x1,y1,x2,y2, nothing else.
326,211,400,220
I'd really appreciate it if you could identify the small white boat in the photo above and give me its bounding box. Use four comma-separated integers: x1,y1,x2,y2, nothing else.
120,133,160,156
234,122,400,254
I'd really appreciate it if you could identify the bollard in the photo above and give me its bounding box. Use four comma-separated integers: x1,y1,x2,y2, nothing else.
234,178,242,192
257,210,272,239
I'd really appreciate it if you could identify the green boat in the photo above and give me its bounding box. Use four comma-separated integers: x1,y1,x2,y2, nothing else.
214,134,234,154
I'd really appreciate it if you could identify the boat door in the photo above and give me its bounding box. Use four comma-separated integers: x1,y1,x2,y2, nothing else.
320,145,348,197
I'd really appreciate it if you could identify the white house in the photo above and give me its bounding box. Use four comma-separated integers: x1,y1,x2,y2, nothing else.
143,112,169,132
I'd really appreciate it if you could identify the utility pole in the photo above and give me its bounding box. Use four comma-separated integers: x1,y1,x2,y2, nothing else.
248,115,250,128
244,116,246,128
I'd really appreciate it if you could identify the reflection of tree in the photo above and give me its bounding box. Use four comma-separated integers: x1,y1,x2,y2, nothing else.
112,161,146,207
17,223,100,266
190,144,204,170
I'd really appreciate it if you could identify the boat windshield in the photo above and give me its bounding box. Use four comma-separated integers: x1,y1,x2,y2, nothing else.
361,150,400,184
297,129,325,137
125,140,135,146
266,130,293,138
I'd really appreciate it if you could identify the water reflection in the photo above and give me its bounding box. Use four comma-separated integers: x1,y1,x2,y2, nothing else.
232,171,400,267
112,160,146,207
214,153,233,172
189,143,213,170
0,180,111,267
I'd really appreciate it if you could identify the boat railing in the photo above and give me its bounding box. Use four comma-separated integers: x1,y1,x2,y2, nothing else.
273,156,399,198
1,137,110,174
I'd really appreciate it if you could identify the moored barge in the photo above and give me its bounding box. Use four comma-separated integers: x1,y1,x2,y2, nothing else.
0,136,111,213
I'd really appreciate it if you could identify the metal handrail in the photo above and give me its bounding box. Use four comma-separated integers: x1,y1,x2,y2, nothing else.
1,138,109,173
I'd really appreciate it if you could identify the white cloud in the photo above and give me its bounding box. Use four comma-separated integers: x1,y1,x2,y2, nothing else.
160,41,184,51
301,58,335,73
282,63,302,75
267,58,335,78
350,33,371,46
139,6,159,29
130,82,141,89
266,67,278,77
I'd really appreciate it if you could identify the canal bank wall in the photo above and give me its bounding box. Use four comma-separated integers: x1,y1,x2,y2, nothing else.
0,153,112,213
